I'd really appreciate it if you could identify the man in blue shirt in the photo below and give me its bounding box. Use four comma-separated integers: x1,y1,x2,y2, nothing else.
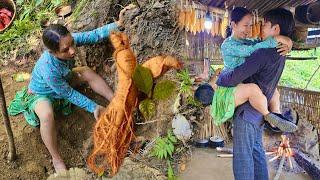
216,8,295,180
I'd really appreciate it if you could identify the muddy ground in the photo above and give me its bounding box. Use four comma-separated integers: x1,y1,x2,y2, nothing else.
0,65,99,180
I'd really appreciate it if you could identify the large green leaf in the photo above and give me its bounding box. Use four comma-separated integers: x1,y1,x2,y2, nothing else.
139,99,156,120
132,65,153,95
153,80,177,100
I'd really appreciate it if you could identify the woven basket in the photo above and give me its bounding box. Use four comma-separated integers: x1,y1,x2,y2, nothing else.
278,86,320,130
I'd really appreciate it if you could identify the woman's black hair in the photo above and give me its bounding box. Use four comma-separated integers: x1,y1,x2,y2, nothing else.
42,24,70,52
226,7,252,37
263,8,295,38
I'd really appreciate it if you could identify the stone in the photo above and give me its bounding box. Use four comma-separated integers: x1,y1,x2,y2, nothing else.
153,2,165,9
104,158,166,180
172,114,192,141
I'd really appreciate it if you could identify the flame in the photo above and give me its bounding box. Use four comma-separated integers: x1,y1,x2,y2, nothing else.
269,135,294,169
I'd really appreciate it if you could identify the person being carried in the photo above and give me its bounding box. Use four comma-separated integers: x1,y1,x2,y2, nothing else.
8,4,136,173
208,7,297,132
216,8,296,179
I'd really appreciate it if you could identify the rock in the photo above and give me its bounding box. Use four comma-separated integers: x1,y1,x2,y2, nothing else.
172,114,192,141
190,116,196,121
153,2,164,8
47,168,88,180
104,158,166,180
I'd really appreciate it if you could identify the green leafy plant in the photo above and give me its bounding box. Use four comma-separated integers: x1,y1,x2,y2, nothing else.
153,80,177,100
133,65,177,120
150,130,177,180
151,130,177,159
176,69,201,106
167,160,176,180
133,65,154,95
139,99,156,120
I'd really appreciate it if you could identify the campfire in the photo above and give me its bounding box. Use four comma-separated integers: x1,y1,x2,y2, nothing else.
268,134,302,180
269,135,294,170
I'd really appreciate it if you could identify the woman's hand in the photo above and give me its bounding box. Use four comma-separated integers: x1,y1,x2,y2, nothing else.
93,105,105,121
274,35,293,56
116,4,136,27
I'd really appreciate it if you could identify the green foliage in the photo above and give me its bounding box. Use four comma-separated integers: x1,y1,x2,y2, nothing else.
0,0,64,60
177,69,193,92
176,69,193,95
151,130,177,179
70,0,88,22
133,65,154,96
280,48,320,92
153,80,177,100
167,160,176,180
186,95,201,106
139,99,156,120
176,69,202,106
151,130,177,160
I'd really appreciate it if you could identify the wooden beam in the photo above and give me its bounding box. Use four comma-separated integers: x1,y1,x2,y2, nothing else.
293,150,320,179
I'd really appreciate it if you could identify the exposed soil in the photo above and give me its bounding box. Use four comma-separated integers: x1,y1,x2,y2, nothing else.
0,65,99,180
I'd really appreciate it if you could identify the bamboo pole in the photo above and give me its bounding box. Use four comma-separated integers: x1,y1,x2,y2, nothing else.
0,77,16,161
217,154,233,158
274,154,286,180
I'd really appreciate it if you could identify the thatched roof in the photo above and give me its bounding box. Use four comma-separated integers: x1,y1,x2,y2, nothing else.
197,0,318,15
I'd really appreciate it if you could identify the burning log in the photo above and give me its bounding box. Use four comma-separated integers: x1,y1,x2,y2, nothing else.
268,135,294,179
293,150,320,180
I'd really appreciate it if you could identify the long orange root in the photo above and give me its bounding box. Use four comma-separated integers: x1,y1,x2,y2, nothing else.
87,33,183,176
142,55,182,78
87,32,138,176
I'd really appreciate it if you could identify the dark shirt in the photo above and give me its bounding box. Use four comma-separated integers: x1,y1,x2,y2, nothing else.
216,48,285,126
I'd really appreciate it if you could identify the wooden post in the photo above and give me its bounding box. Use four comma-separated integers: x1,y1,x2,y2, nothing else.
0,77,16,161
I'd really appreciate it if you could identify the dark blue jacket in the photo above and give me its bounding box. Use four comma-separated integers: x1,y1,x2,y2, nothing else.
216,48,285,126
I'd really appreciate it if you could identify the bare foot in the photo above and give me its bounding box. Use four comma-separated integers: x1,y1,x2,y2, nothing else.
52,159,67,173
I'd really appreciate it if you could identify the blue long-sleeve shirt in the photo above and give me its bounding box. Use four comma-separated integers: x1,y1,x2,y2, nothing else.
28,23,118,113
216,48,286,126
221,36,277,70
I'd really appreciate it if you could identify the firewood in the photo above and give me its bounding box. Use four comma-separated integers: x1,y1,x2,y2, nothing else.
269,155,280,163
274,154,286,180
293,150,320,179
217,154,233,158
216,147,233,154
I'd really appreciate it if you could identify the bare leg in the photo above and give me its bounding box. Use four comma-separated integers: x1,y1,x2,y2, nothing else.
269,88,281,114
77,67,114,101
234,84,297,132
34,100,66,173
234,83,269,116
